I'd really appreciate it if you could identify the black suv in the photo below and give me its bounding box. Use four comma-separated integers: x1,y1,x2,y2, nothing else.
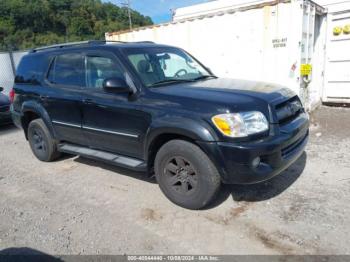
11,41,309,209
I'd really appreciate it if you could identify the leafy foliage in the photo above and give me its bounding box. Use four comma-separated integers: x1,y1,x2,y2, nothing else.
0,0,153,50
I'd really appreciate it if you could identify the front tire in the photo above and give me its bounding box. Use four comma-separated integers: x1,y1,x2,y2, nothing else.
28,119,61,162
155,140,221,209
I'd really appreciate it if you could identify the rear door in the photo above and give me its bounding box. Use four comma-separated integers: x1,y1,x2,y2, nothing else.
43,52,86,145
81,50,149,159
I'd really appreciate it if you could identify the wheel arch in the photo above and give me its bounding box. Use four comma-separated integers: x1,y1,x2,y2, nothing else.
145,117,218,171
21,101,56,140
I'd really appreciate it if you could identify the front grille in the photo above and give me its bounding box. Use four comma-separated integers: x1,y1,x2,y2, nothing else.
275,96,303,125
281,131,308,158
0,105,10,113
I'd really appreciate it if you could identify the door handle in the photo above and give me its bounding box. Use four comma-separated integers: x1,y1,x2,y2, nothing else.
83,98,95,104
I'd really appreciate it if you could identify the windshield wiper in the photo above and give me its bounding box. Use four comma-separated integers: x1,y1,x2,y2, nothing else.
150,79,194,87
150,75,217,87
193,75,217,81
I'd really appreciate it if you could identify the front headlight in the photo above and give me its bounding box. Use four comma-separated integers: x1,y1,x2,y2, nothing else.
212,111,269,137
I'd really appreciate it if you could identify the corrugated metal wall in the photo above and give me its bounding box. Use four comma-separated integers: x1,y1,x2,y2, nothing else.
173,0,283,20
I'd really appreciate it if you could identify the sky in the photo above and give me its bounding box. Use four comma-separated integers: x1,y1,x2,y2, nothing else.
108,0,209,24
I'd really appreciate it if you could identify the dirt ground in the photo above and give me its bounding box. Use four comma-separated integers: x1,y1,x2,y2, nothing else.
0,106,349,255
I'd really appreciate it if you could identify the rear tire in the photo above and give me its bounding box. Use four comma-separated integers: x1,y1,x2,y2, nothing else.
28,119,61,162
155,139,221,209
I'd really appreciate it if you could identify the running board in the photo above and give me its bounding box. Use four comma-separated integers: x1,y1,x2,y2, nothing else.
58,143,147,171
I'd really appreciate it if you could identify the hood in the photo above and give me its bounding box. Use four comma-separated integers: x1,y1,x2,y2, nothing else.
151,78,296,106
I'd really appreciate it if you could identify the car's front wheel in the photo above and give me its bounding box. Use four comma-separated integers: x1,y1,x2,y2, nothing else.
155,139,221,209
28,119,61,162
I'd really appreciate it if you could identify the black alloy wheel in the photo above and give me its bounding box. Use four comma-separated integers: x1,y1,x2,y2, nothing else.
164,156,199,195
155,139,221,210
28,119,61,162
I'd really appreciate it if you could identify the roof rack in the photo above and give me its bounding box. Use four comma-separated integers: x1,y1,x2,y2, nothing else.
30,40,155,53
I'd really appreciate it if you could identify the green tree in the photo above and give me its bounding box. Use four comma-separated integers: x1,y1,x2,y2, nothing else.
0,0,153,50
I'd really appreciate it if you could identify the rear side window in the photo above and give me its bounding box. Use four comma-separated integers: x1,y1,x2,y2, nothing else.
15,54,46,84
47,53,85,87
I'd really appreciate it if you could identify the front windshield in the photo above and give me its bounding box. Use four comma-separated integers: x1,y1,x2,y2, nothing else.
123,47,213,87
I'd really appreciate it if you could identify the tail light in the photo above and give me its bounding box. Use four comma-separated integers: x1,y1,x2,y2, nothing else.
9,88,15,103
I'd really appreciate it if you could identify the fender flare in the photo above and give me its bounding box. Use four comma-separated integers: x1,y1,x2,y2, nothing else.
21,101,56,139
144,116,218,160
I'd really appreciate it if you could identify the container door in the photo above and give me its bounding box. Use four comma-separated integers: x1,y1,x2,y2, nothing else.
323,11,350,103
297,1,327,110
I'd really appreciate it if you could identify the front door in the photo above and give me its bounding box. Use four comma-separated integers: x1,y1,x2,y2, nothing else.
81,51,149,159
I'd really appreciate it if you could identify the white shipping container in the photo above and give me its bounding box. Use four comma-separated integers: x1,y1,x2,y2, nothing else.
106,0,327,110
322,2,350,104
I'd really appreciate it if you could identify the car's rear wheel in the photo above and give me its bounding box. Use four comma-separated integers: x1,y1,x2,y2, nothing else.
28,119,61,162
155,139,221,209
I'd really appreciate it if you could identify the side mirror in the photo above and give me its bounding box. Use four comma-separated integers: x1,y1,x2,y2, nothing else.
0,87,3,93
103,78,131,93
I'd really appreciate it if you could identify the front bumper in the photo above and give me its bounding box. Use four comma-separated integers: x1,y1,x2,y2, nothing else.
198,113,309,184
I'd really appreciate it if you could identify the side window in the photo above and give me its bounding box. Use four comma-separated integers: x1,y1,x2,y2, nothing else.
15,55,46,85
86,56,124,89
47,53,85,87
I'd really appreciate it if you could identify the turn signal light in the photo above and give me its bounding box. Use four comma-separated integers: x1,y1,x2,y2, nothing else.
212,116,232,136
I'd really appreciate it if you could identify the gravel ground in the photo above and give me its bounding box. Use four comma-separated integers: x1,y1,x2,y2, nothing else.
0,106,349,255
